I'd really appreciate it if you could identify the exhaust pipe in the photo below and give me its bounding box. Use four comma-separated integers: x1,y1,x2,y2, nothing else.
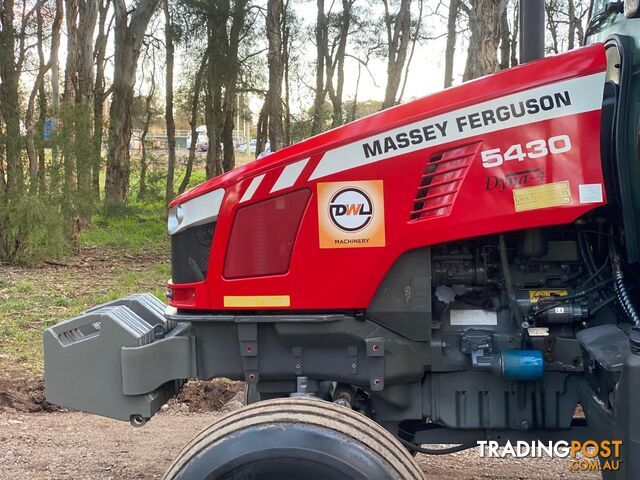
519,0,545,63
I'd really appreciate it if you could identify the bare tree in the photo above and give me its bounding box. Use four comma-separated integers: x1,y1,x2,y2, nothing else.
397,0,424,102
0,0,35,197
381,0,411,109
92,0,112,197
266,0,285,151
138,49,157,200
499,6,510,69
326,0,354,127
221,0,248,171
462,0,507,81
444,0,459,87
545,0,560,54
76,0,99,218
105,0,160,204
310,0,327,135
179,53,207,195
201,0,249,176
510,1,518,66
61,0,79,209
25,0,63,193
282,0,292,144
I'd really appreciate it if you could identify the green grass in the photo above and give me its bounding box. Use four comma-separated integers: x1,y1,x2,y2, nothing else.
0,261,171,373
81,200,169,254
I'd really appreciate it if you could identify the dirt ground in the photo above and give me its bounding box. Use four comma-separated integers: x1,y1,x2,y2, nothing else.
0,377,600,480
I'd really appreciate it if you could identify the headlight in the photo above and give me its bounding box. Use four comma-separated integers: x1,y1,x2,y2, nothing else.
167,188,225,235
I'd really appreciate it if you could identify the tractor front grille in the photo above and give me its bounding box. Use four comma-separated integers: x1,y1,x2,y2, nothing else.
410,143,479,221
171,221,216,284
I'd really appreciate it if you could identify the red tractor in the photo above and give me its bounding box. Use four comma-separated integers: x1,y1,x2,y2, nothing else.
44,1,640,478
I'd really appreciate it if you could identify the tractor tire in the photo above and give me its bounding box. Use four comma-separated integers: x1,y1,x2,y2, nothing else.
164,397,425,480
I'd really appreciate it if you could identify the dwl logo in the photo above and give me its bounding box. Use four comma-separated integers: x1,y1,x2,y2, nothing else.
329,187,373,232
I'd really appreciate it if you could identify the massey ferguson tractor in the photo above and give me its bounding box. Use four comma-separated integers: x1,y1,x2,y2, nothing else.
43,1,640,478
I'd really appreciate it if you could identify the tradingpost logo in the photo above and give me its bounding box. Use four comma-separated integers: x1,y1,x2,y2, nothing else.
477,439,622,472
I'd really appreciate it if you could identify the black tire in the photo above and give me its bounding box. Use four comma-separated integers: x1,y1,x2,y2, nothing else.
164,398,424,480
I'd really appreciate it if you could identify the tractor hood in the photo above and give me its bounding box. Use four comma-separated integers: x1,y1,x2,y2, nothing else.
169,43,606,210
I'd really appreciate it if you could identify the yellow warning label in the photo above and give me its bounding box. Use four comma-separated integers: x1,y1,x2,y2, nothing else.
529,289,569,303
513,181,572,212
224,295,291,307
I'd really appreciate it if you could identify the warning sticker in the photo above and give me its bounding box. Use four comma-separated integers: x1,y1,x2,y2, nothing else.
450,309,498,326
513,181,572,212
317,181,385,249
529,289,569,303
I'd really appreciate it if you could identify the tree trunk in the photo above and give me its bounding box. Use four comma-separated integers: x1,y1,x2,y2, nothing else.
27,0,62,193
381,0,411,109
50,0,63,193
0,122,5,197
138,73,155,200
163,0,176,202
463,0,506,82
221,0,248,172
92,0,111,198
0,0,24,197
444,0,458,87
26,0,62,192
37,83,47,194
266,0,284,151
567,0,575,50
327,0,352,128
398,0,422,102
499,6,510,70
255,100,268,158
347,62,361,122
105,0,160,204
310,0,326,135
510,2,518,67
283,4,291,145
76,0,99,221
204,0,226,179
205,80,223,178
62,0,79,207
179,54,207,195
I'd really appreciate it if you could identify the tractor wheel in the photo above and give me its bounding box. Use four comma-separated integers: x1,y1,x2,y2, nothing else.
164,397,424,480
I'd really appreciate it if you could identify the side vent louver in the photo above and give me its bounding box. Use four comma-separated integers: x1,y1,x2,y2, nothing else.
410,143,479,220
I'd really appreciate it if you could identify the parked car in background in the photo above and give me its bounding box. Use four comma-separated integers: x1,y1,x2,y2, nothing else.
186,126,208,152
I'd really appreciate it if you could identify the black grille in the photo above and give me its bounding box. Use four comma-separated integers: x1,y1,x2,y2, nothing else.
171,221,216,283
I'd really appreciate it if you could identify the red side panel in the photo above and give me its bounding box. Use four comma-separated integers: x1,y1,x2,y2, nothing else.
168,44,608,312
224,189,311,278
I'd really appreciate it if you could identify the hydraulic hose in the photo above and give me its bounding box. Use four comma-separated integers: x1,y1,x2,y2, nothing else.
398,437,476,455
611,249,640,325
